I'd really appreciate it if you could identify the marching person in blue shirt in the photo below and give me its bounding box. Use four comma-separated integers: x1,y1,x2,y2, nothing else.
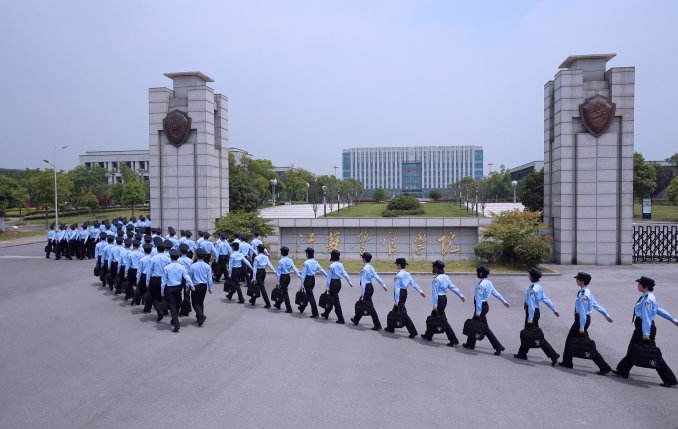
251,233,264,254
559,272,613,373
215,233,232,283
148,241,171,321
46,224,56,259
275,246,302,313
199,232,216,260
178,244,194,317
614,276,678,387
421,260,465,346
64,224,75,260
298,247,327,317
238,237,255,287
94,232,107,276
514,268,560,365
227,241,253,304
350,252,387,330
78,222,89,260
99,236,114,286
161,249,193,333
322,249,353,323
251,244,275,307
123,239,143,301
55,224,67,260
190,249,213,326
108,237,124,291
385,258,425,337
133,244,153,308
462,265,510,355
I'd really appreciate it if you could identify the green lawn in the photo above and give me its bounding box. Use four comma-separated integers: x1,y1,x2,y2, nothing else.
19,209,149,226
327,202,476,218
634,202,678,222
269,258,550,273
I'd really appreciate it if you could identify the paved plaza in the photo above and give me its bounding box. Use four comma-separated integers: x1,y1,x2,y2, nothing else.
0,242,676,429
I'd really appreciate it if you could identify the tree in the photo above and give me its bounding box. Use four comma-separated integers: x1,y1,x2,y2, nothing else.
68,165,108,196
667,176,678,206
0,174,18,210
215,212,274,240
633,152,657,200
428,189,443,202
340,178,363,204
80,191,100,213
28,169,73,210
281,168,312,202
372,188,390,203
517,169,544,212
10,186,30,216
666,152,678,168
484,167,512,202
121,180,146,216
474,210,551,267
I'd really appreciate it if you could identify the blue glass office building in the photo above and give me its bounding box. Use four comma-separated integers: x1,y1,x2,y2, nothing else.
342,146,483,197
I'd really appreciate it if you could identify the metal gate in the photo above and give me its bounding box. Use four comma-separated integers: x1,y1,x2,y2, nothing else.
633,224,678,263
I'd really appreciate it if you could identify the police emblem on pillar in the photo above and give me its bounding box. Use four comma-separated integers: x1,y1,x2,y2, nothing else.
162,110,192,146
579,95,616,137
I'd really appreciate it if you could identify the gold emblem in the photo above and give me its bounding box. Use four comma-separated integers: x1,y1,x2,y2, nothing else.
413,232,426,255
437,232,461,256
327,231,341,252
382,231,397,257
358,231,371,255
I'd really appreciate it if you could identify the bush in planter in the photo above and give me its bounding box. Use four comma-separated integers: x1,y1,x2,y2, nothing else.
372,188,391,203
387,194,420,211
428,188,443,201
215,212,273,241
474,210,551,267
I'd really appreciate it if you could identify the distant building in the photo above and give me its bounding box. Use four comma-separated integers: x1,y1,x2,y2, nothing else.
229,147,251,164
509,160,544,181
79,150,150,184
80,147,251,183
342,145,483,197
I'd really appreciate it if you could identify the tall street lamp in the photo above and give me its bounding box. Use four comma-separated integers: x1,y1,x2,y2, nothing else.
322,185,328,216
42,144,69,226
511,180,518,203
270,178,278,206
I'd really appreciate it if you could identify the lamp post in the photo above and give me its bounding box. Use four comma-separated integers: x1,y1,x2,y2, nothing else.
42,144,69,227
305,182,310,202
511,180,518,203
322,185,329,214
270,178,278,206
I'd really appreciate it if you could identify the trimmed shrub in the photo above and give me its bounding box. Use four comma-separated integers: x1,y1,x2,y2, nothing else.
387,194,420,211
428,189,443,201
373,188,391,203
474,210,551,267
215,212,273,240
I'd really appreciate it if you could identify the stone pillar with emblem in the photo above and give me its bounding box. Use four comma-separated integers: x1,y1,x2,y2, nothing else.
544,54,634,265
149,72,229,233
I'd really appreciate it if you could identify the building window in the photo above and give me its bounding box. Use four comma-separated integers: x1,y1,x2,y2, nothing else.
139,161,146,170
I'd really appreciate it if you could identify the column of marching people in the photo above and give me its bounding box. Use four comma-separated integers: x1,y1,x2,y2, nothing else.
47,217,678,388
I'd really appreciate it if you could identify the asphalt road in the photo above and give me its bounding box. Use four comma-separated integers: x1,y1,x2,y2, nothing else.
0,243,676,429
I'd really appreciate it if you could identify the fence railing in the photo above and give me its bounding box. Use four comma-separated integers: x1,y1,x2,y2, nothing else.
633,224,678,263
